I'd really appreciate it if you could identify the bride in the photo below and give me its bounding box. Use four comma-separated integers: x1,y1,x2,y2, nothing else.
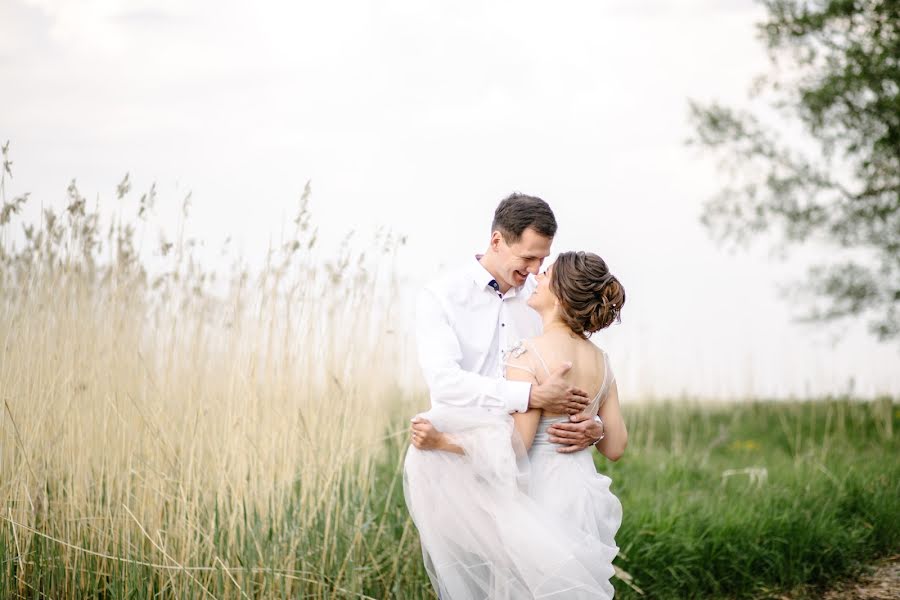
404,251,627,599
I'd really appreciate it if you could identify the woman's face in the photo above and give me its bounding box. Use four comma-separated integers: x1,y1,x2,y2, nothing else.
527,265,556,312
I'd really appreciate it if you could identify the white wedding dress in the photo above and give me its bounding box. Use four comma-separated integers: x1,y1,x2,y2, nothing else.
403,342,620,599
512,340,623,596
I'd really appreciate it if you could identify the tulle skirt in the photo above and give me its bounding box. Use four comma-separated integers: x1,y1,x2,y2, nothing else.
403,408,618,599
528,447,622,581
529,417,623,556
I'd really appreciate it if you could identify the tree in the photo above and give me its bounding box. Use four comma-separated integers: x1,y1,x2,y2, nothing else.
689,0,899,340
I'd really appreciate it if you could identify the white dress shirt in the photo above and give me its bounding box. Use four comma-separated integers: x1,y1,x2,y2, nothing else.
415,256,543,414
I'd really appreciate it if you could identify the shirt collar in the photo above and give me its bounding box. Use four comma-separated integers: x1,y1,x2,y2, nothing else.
472,254,520,298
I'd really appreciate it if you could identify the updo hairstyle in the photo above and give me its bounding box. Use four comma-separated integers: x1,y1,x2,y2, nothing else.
548,251,625,338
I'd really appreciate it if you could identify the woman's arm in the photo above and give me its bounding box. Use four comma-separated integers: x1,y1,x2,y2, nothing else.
595,381,627,461
512,410,542,451
505,355,542,450
410,418,465,455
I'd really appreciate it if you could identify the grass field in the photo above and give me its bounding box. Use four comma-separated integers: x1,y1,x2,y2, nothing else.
1,155,898,598
2,384,897,600
606,398,899,598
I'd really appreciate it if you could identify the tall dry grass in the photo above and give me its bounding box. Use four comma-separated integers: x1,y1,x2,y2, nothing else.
0,142,421,598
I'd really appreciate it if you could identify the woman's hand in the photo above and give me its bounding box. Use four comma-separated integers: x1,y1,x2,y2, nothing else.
410,417,447,451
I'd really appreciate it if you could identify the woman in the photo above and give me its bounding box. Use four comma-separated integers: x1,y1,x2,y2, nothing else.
506,251,626,554
405,251,627,599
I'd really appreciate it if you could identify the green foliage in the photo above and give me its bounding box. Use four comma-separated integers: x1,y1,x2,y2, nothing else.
688,0,900,340
606,397,899,599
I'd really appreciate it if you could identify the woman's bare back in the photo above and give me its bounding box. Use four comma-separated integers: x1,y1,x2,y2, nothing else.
525,331,610,419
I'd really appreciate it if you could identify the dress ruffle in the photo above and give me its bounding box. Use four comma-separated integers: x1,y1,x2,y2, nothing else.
403,407,618,599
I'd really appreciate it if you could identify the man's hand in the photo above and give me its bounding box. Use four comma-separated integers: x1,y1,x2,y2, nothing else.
547,413,603,454
410,417,446,450
529,363,590,414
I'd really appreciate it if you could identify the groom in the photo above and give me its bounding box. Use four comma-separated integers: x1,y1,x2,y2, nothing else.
411,192,605,450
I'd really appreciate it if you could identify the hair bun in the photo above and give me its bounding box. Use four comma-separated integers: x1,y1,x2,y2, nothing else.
550,252,625,338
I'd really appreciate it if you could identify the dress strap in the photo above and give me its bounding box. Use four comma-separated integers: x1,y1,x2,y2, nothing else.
597,351,614,407
524,340,552,379
505,363,536,376
584,351,613,416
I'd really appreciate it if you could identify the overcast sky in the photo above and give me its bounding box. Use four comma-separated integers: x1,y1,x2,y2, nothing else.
2,0,898,399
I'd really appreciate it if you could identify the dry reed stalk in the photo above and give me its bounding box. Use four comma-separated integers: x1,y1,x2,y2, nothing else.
0,145,418,596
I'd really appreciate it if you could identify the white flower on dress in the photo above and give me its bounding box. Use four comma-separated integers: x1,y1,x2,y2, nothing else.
505,340,528,359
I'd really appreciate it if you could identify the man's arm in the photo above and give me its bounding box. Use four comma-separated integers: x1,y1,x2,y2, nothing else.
548,383,626,456
415,287,531,413
547,414,605,454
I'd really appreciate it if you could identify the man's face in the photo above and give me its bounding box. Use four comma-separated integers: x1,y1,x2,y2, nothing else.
493,227,553,289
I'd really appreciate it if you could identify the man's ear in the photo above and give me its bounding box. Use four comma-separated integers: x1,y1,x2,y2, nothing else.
489,231,503,251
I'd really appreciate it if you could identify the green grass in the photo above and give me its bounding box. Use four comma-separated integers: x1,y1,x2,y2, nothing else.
606,397,899,599
2,398,897,599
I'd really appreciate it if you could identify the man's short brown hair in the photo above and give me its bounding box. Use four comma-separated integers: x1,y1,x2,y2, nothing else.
491,193,557,243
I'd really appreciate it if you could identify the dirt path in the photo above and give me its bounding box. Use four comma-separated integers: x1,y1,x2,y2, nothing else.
782,555,900,599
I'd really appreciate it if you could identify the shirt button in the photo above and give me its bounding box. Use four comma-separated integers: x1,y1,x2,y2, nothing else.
501,323,505,327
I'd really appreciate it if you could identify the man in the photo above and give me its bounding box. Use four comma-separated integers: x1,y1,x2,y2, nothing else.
411,192,605,452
